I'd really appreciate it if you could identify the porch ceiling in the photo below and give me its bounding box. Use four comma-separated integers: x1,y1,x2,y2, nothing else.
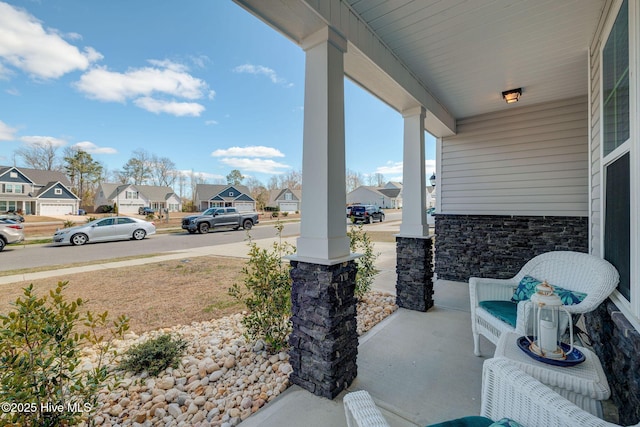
234,0,608,134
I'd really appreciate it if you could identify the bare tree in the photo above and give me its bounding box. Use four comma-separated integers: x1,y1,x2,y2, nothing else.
346,169,364,193
367,172,385,187
15,140,61,170
150,155,177,187
267,169,302,190
245,177,269,210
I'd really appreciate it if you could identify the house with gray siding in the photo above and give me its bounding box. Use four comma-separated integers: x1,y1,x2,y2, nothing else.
194,184,256,212
94,183,181,214
267,188,301,212
0,166,79,216
237,0,640,420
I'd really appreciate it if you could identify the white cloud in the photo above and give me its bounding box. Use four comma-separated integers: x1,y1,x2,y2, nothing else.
375,161,403,176
75,64,208,102
72,141,117,154
211,146,284,158
0,2,102,80
74,61,212,116
219,158,290,174
374,159,437,182
205,120,218,126
0,120,16,140
233,63,293,87
177,169,225,182
20,135,66,147
134,97,205,117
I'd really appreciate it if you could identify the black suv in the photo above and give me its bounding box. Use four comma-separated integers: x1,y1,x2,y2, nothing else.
138,207,155,215
350,205,385,224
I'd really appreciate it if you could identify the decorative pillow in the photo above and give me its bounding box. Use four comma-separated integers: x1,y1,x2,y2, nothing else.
511,275,587,306
488,418,525,427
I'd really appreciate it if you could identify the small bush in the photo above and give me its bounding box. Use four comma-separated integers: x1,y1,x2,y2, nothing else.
229,221,294,352
348,224,379,298
62,220,75,228
86,216,98,223
282,211,289,217
0,282,129,427
119,334,187,377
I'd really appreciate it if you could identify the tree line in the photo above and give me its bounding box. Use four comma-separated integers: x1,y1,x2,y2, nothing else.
12,142,386,210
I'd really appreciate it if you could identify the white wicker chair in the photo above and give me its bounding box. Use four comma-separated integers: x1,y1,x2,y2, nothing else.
469,251,619,356
343,390,391,427
482,358,639,427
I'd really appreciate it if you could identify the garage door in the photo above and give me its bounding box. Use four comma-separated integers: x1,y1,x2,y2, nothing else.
279,202,298,212
40,204,74,215
234,202,254,212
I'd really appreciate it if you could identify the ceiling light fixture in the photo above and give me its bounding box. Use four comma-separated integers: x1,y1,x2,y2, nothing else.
502,88,522,104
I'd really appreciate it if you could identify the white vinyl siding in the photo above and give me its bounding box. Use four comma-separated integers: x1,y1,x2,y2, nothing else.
439,96,589,216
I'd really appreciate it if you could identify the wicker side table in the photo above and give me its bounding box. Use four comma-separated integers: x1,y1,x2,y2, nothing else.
494,331,610,417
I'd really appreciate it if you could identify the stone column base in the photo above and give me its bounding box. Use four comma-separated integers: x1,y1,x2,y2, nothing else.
396,236,434,312
288,260,358,399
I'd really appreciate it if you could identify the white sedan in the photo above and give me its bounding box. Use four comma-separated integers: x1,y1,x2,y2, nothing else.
53,216,156,246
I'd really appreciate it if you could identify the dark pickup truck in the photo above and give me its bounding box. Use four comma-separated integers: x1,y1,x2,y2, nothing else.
181,207,259,234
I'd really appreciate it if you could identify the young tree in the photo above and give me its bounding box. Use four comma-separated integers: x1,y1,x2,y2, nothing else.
346,169,364,193
245,177,269,210
226,169,244,186
120,149,153,185
63,148,103,206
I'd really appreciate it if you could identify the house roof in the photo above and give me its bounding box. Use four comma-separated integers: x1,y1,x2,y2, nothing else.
378,188,401,199
267,188,302,206
36,181,79,199
100,183,177,201
0,166,71,186
195,184,253,201
234,0,607,135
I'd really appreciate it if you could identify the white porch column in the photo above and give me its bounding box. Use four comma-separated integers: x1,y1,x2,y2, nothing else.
296,27,351,263
399,106,428,237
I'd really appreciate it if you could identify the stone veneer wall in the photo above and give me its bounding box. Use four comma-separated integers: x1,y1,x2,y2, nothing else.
585,301,640,425
396,236,434,312
288,260,358,399
435,215,588,281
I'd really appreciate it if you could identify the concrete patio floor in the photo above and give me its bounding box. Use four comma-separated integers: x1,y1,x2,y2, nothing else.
240,274,495,427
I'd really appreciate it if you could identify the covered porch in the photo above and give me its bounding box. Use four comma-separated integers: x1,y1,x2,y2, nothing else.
232,0,639,424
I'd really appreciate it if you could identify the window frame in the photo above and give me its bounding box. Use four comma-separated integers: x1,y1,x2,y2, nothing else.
600,0,640,321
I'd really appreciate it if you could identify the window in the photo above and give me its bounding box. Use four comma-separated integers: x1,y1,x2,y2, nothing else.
602,0,629,157
97,218,114,227
229,191,234,197
117,218,134,224
54,188,62,195
125,191,137,199
285,192,292,201
601,0,636,315
9,171,17,178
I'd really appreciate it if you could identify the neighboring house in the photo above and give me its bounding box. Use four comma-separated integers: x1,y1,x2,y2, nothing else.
239,0,640,418
194,184,256,212
267,188,301,212
94,183,181,214
0,166,79,216
347,182,432,209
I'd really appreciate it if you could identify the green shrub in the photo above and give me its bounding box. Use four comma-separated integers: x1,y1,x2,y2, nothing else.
229,221,294,353
282,211,289,217
0,281,129,427
348,224,379,298
119,334,187,377
86,216,98,223
62,220,75,228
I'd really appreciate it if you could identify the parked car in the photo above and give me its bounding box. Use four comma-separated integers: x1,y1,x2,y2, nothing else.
0,219,25,251
52,216,156,246
138,207,155,215
350,205,385,224
0,212,25,222
182,207,259,234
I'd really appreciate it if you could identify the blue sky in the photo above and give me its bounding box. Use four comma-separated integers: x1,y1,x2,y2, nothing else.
0,0,436,187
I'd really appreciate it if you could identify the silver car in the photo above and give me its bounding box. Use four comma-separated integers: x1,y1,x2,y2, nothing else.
53,216,156,246
0,219,25,251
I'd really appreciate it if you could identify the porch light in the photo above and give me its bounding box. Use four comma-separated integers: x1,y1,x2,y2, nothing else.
429,173,436,187
502,88,522,104
526,281,574,360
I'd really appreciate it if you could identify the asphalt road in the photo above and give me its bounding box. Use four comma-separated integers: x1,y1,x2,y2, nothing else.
0,222,301,272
